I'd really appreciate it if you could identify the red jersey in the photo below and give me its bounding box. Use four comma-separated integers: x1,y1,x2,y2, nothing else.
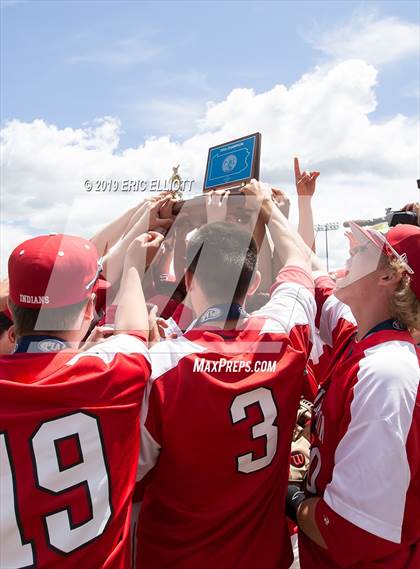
309,274,356,385
136,267,316,569
302,274,356,402
300,294,420,568
0,333,150,569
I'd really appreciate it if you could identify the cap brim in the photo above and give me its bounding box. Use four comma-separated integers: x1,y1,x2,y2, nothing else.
349,221,414,275
348,221,384,252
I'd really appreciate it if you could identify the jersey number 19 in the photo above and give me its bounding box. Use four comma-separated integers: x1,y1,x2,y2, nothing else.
1,411,111,568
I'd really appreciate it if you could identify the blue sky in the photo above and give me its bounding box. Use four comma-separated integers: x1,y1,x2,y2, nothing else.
2,0,419,148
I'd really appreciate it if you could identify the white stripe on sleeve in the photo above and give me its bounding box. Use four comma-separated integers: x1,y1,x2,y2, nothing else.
324,340,419,542
253,282,316,336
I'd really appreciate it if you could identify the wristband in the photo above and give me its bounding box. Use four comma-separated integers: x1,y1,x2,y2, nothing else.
285,483,307,525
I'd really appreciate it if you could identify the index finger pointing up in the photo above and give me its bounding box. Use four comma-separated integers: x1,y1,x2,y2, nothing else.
294,157,301,179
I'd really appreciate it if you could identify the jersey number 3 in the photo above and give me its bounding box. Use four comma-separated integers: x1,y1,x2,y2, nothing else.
230,387,278,474
0,412,111,568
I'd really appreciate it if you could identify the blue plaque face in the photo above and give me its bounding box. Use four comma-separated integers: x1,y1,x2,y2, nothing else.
204,134,257,190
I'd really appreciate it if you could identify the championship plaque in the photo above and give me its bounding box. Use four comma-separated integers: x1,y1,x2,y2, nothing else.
172,133,261,219
203,132,261,193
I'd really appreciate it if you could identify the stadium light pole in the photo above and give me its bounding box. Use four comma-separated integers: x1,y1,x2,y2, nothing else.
314,222,340,272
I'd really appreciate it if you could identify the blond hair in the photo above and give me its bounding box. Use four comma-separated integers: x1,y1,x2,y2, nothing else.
386,258,420,331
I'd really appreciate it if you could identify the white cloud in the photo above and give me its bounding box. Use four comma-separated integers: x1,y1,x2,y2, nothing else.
0,224,33,275
1,58,419,275
312,13,420,66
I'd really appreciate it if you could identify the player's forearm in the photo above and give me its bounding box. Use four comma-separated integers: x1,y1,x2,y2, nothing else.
121,200,152,237
297,498,327,549
174,234,187,282
250,210,267,250
266,203,312,273
115,262,148,333
102,212,150,285
90,204,138,257
153,238,173,278
297,495,402,565
257,234,274,292
310,252,326,273
298,196,316,253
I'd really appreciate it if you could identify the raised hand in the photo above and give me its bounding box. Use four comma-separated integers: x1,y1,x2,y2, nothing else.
294,157,320,197
401,202,420,216
206,190,230,224
146,197,176,232
123,196,175,238
271,187,291,219
126,231,165,269
241,179,273,223
241,179,272,201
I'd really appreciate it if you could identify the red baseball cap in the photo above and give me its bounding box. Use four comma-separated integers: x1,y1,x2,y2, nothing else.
387,224,420,299
349,222,420,299
8,234,103,309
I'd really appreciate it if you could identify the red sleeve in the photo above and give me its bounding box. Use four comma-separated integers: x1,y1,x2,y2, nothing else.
314,275,335,329
315,499,407,567
310,344,333,386
303,365,318,402
271,265,314,294
313,276,356,351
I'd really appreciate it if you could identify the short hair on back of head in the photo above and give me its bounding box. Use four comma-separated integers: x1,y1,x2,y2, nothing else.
9,299,89,337
186,222,258,303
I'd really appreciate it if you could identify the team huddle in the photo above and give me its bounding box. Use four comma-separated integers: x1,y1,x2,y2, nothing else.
0,159,419,569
